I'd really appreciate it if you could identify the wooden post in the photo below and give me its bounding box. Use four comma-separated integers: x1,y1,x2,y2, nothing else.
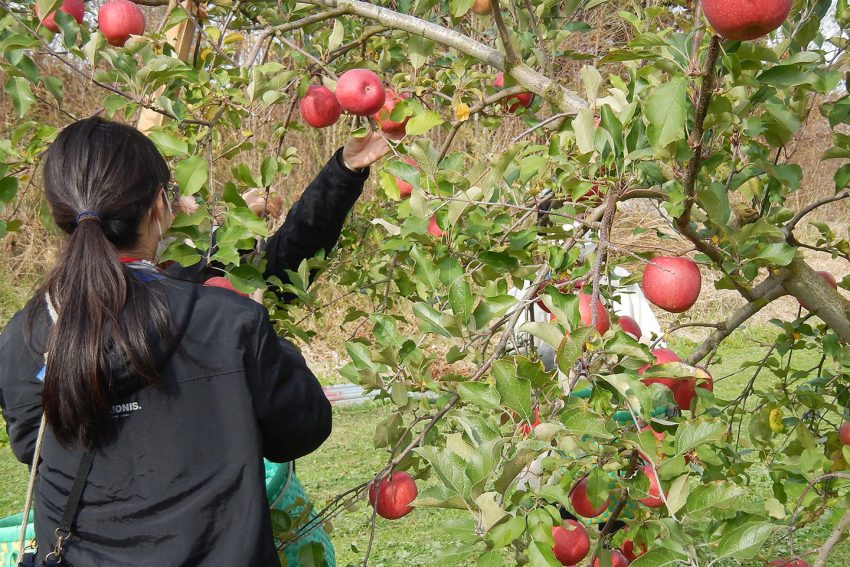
137,0,198,134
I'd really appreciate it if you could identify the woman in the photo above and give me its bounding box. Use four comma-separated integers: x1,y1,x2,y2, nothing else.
0,116,387,565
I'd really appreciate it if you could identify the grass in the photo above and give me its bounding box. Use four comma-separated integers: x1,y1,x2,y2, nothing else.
0,296,847,565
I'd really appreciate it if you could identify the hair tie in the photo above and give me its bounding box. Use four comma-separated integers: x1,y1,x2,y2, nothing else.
76,211,101,224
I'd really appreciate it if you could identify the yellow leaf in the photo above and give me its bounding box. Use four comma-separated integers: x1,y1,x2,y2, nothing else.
454,102,470,122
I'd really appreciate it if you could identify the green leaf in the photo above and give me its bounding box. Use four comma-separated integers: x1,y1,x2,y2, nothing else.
451,0,476,17
560,409,614,439
345,342,375,370
645,78,687,149
412,302,452,337
585,467,609,509
665,474,690,515
486,515,525,549
148,131,190,157
227,264,265,292
36,0,63,23
674,421,725,455
4,77,35,117
408,36,435,70
493,359,531,420
416,446,472,499
174,156,209,195
630,548,688,567
685,482,744,516
260,156,279,187
457,382,501,410
556,327,595,374
406,110,444,136
327,19,344,52
0,177,19,204
518,321,564,349
715,521,774,560
756,242,796,266
449,279,474,325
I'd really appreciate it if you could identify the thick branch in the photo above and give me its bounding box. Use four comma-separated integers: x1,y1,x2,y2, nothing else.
779,257,850,342
299,0,588,113
813,507,850,567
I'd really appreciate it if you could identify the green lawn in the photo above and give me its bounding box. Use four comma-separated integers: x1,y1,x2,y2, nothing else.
0,324,847,566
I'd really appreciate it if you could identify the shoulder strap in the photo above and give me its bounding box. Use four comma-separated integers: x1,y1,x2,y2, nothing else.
48,451,95,560
17,414,48,556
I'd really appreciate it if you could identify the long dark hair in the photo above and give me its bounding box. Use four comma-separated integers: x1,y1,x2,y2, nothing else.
30,116,172,449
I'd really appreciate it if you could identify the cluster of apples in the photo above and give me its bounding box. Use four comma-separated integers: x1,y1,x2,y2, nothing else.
36,0,145,47
299,69,410,135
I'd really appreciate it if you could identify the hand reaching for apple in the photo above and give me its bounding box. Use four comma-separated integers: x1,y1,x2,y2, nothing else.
342,131,392,171
242,189,283,219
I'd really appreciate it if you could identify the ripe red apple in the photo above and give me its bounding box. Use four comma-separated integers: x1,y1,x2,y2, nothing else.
800,271,839,310
471,0,492,15
299,85,342,128
371,89,410,137
335,69,386,116
570,478,610,518
840,422,850,446
36,0,84,33
428,215,443,238
638,464,664,507
618,316,641,339
769,559,811,567
642,256,702,313
493,72,534,113
700,0,792,41
621,539,647,562
204,276,249,298
98,0,146,47
551,520,590,566
593,550,630,567
639,347,681,392
579,293,611,335
393,156,417,199
518,406,541,437
368,471,418,520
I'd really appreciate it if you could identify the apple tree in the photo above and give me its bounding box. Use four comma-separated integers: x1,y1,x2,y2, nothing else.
1,0,849,565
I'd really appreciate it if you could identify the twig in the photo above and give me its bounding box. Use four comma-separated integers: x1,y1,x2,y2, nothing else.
522,0,552,75
590,183,623,329
276,35,340,80
784,190,850,237
490,0,519,66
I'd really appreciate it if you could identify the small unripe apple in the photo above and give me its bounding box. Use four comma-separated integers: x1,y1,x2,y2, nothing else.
700,0,792,41
840,422,850,446
551,520,590,566
570,478,610,518
471,0,492,15
593,549,630,567
638,464,664,507
642,256,702,313
335,69,386,116
368,471,418,520
493,72,534,113
371,89,410,137
428,215,443,238
578,293,611,335
618,316,641,339
98,0,146,47
36,0,84,33
204,276,249,298
299,85,342,128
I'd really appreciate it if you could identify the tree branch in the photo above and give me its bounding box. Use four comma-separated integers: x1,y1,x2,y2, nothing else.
779,257,850,343
813,506,850,567
784,190,850,237
490,0,519,66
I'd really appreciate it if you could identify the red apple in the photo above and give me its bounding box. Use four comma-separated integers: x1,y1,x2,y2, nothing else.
518,406,541,437
98,0,146,47
695,366,714,392
368,471,418,520
371,89,410,137
800,271,839,310
36,0,84,33
552,520,590,566
638,464,664,507
700,0,792,41
769,559,811,567
570,478,610,518
471,0,492,15
579,293,611,335
642,256,702,313
335,69,386,116
428,215,443,238
493,72,534,113
639,348,681,393
618,316,641,339
394,156,417,199
204,276,250,298
593,550,630,567
621,539,647,562
840,422,850,446
299,85,342,128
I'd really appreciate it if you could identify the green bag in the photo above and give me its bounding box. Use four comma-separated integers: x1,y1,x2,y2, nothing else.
0,460,334,567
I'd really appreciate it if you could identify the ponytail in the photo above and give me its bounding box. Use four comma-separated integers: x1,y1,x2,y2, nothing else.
30,117,171,449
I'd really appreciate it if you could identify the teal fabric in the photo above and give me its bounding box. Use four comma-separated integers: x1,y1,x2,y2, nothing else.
0,461,334,567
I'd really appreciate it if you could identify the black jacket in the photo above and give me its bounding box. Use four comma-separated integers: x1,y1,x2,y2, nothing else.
0,149,368,566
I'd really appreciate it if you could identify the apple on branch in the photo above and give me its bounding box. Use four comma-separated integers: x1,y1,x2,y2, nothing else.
368,471,418,520
493,72,534,113
98,0,145,47
36,0,84,33
618,315,641,339
642,256,702,313
569,477,610,518
299,85,342,129
551,520,590,566
840,422,850,447
372,89,410,138
471,0,492,16
336,69,386,117
593,549,630,567
700,0,792,41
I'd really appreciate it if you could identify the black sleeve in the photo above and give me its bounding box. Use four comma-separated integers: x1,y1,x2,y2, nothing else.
263,147,368,291
245,307,332,463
